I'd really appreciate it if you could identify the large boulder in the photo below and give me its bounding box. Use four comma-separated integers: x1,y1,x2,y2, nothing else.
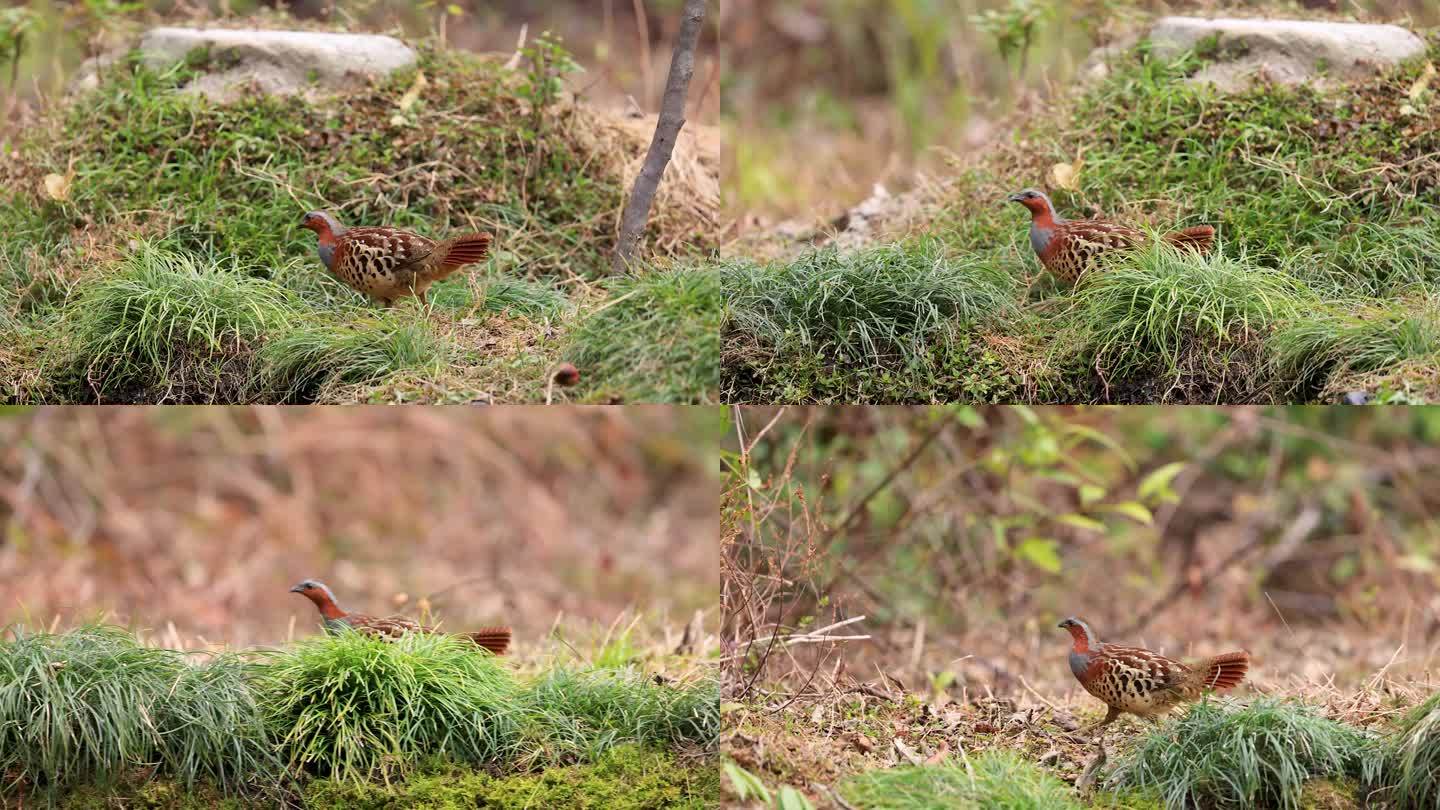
120,27,417,101
1147,17,1427,91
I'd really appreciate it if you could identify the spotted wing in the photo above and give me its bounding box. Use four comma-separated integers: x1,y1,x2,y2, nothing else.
1102,644,1191,702
1044,221,1143,281
335,227,437,282
344,613,426,641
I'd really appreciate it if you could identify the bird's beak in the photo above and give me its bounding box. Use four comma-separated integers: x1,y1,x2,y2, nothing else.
1006,193,1024,203
289,584,305,593
1057,621,1066,628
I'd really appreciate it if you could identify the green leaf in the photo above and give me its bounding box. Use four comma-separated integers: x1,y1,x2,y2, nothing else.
1138,462,1186,503
778,786,816,810
1079,484,1106,507
1056,513,1106,533
724,761,771,802
1016,537,1063,573
953,405,983,428
1099,501,1153,525
1061,424,1136,471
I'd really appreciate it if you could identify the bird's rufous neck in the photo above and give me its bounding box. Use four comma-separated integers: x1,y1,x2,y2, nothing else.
1028,204,1057,229
1065,620,1098,652
303,590,348,620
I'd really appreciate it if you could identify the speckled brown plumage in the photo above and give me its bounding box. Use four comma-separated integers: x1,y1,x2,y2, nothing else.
300,211,493,307
290,579,511,655
1059,616,1248,731
1007,190,1215,283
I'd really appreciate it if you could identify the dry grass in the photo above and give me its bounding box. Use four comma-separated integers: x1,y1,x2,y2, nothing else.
0,407,719,649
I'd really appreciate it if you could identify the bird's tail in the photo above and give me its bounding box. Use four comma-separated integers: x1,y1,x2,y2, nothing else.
1191,650,1249,691
1164,225,1215,253
465,625,512,656
427,232,493,279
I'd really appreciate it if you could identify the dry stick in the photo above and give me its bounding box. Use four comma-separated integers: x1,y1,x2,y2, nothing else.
826,418,950,541
1119,506,1322,638
611,0,705,274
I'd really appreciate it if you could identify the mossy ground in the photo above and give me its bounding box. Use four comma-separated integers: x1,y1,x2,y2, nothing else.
721,34,1440,405
53,746,714,810
0,40,717,403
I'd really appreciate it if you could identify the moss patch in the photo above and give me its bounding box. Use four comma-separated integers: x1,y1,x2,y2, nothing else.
302,745,716,810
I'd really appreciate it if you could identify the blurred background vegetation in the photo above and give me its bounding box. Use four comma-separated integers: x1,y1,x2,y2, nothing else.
0,406,720,651
0,0,719,131
721,0,1440,231
724,405,1440,699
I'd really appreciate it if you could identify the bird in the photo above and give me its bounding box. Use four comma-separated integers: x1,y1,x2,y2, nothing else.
1006,189,1215,283
289,579,511,655
1058,616,1249,732
299,211,493,308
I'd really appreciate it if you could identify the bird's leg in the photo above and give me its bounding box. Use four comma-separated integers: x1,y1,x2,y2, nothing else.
1075,705,1122,740
415,288,429,312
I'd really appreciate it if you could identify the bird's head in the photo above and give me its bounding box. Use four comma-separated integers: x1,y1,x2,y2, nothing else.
300,211,343,240
290,579,344,616
1007,188,1055,218
1058,616,1099,651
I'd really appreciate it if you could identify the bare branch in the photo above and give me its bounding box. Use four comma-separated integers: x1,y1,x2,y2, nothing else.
611,0,706,273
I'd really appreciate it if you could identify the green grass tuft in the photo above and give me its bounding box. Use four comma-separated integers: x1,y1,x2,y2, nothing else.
473,277,572,319
838,751,1082,809
255,313,442,402
522,668,720,764
1382,692,1440,809
47,242,299,402
725,239,1016,371
568,264,721,403
1069,243,1313,385
0,625,279,800
1269,296,1440,399
258,629,521,784
1107,699,1381,810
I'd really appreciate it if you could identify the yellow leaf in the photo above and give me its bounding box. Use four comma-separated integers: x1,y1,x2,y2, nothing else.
42,171,71,201
398,70,428,113
1408,61,1435,103
1049,161,1080,191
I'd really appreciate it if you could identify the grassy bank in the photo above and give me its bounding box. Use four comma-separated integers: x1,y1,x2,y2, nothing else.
725,691,1436,809
0,36,718,404
0,625,719,807
721,34,1440,404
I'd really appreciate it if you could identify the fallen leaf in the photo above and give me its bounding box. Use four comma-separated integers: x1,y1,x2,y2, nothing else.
398,70,428,112
42,171,71,201
893,738,923,766
1050,152,1083,191
1408,61,1435,103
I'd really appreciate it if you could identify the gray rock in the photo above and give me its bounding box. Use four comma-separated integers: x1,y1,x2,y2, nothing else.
1148,17,1426,91
133,27,416,101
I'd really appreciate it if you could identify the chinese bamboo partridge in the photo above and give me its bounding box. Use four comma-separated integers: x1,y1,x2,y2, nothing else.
1059,616,1249,731
300,211,493,307
290,579,511,655
1008,189,1215,283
